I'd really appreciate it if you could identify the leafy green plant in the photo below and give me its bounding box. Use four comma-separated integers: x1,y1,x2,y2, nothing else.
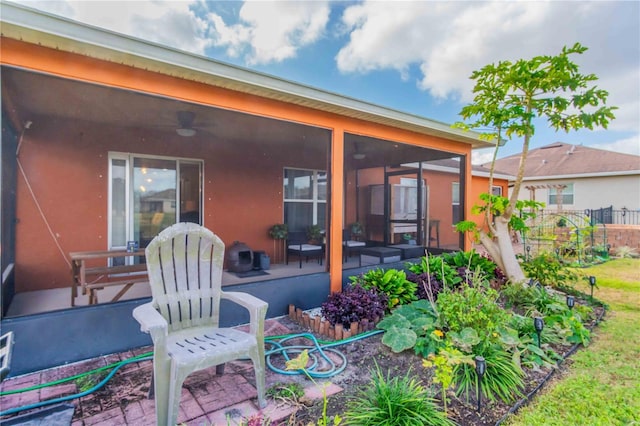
268,223,288,239
376,300,441,356
508,314,563,347
349,222,363,238
496,323,561,370
548,311,592,346
307,224,324,244
453,343,525,404
521,251,581,287
441,249,498,284
436,282,509,345
342,364,455,426
266,382,305,403
501,281,567,317
422,344,473,413
408,255,462,288
351,268,417,309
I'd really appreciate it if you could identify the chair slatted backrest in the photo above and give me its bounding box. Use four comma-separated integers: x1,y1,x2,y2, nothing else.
287,231,307,245
145,223,225,332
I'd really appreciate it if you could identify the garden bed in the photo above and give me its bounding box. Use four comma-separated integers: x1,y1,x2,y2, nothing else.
289,304,605,426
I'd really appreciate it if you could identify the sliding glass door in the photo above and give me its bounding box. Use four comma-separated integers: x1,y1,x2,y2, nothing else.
109,153,203,253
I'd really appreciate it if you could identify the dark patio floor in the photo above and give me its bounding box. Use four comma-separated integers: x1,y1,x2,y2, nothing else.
0,318,343,425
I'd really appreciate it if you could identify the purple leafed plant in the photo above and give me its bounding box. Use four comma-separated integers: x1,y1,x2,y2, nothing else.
406,271,444,301
321,283,388,328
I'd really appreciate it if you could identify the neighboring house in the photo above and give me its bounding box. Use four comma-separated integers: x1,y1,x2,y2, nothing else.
1,4,494,374
488,142,640,216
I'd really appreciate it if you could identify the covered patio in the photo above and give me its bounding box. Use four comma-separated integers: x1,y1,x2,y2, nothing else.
1,2,488,376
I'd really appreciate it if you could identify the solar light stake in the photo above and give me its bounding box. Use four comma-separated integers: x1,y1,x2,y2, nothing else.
589,276,596,301
534,317,544,348
475,356,486,412
566,295,575,310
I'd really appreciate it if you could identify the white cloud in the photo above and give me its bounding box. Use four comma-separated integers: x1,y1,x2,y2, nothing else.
590,136,640,157
337,1,639,137
14,1,331,64
471,148,496,166
336,2,453,78
16,0,211,54
209,1,330,65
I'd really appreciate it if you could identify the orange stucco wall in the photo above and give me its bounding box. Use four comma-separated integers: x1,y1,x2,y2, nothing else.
14,118,328,292
469,176,510,229
4,37,475,293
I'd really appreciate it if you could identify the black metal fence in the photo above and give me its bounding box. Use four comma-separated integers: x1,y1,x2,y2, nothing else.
546,207,640,226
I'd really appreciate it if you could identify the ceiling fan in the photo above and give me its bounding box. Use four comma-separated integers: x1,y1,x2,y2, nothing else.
175,110,197,137
353,141,366,160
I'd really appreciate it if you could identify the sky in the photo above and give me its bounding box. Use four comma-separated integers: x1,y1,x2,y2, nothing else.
15,0,640,164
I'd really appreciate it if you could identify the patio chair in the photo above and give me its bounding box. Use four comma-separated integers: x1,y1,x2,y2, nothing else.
343,229,366,266
286,230,324,268
133,222,268,426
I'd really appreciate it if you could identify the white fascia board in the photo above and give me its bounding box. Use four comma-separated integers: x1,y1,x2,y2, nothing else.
471,170,515,180
519,170,640,181
1,1,487,147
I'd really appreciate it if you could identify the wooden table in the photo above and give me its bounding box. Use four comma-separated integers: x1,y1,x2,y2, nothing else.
70,249,148,306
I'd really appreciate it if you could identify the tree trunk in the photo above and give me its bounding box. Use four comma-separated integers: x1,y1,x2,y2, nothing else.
494,216,526,282
478,232,505,273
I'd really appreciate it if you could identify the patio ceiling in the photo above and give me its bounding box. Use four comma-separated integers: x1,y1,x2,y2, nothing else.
2,66,461,168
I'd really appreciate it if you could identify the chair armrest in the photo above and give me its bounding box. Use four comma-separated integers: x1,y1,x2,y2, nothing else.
221,291,268,336
132,302,168,342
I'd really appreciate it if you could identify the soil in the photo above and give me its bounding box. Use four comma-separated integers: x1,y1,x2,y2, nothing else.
280,304,605,426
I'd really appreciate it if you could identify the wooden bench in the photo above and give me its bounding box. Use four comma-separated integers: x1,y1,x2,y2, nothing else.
70,249,149,306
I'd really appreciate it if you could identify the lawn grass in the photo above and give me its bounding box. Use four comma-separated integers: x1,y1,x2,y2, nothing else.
506,258,640,426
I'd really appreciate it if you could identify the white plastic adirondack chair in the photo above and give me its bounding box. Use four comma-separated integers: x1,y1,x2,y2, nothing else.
133,223,268,426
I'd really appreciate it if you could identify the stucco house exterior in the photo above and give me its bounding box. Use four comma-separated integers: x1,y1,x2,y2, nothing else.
489,142,640,215
0,3,497,374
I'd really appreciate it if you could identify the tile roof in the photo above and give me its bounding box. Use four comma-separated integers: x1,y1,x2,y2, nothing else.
487,142,640,178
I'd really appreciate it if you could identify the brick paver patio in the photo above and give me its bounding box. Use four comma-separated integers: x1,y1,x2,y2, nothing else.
0,318,342,425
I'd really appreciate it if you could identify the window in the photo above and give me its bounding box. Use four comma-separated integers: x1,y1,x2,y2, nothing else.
283,168,326,232
492,186,503,196
109,153,203,252
452,182,461,224
548,183,574,205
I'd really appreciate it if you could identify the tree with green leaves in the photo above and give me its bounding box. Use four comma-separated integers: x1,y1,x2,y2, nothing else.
455,43,616,282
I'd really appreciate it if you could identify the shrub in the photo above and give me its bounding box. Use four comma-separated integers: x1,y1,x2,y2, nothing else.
350,268,416,309
321,283,388,328
342,364,455,426
521,251,581,287
436,282,510,344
